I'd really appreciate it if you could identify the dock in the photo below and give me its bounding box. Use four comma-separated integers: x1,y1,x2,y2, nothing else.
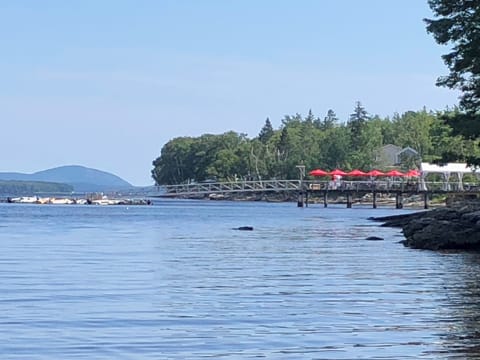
154,179,480,209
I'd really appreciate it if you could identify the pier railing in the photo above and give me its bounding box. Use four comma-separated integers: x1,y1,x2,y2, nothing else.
161,180,302,196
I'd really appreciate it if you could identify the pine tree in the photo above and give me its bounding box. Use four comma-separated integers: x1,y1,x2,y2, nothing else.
425,0,480,115
305,109,315,124
258,118,274,144
348,101,370,150
323,109,338,130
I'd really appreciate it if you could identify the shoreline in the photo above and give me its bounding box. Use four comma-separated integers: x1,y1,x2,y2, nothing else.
370,199,480,250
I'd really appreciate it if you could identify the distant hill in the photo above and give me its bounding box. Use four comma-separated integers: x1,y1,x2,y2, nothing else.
0,165,133,192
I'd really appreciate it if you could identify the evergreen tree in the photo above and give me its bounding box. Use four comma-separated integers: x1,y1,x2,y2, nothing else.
277,127,289,161
425,0,480,115
305,109,315,124
258,117,274,144
323,109,338,130
348,101,370,150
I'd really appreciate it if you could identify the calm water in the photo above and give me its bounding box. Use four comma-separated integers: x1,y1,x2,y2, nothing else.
1,200,480,359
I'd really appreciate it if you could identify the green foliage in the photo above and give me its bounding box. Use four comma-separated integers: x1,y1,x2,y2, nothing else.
425,0,480,165
391,109,435,156
351,120,383,169
0,180,73,195
319,125,351,170
152,132,250,184
151,136,196,185
151,106,474,185
425,0,480,114
315,109,338,131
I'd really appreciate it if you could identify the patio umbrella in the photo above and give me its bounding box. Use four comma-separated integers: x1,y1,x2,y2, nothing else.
329,169,347,176
385,169,406,177
365,169,385,177
308,169,329,177
347,169,367,177
405,169,420,177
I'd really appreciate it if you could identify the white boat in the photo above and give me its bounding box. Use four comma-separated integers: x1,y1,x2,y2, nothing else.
91,196,120,205
10,196,38,203
49,198,74,205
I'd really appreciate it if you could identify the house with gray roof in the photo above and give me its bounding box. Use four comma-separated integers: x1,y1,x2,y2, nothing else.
375,144,420,167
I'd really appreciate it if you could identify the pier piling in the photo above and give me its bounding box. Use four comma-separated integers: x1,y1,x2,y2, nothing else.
396,192,403,209
297,192,304,207
346,192,352,208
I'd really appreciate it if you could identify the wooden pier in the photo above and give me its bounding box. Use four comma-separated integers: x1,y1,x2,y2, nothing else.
153,179,480,209
300,188,429,209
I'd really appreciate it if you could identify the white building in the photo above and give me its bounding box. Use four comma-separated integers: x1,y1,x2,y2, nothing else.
419,162,478,191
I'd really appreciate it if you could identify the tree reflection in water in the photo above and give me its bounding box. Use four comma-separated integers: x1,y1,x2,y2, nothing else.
430,253,480,358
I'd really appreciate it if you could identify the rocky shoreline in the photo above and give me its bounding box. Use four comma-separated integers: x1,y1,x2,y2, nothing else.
370,200,480,250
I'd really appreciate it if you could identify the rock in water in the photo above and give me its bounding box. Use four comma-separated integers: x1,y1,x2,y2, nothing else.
365,236,384,240
235,226,254,231
372,200,480,250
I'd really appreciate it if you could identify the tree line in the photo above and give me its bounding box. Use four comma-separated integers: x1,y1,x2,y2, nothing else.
0,180,73,195
151,104,479,185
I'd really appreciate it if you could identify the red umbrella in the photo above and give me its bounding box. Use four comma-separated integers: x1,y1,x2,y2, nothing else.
385,169,405,177
405,169,420,177
329,169,347,176
347,169,367,177
365,169,385,177
308,169,329,177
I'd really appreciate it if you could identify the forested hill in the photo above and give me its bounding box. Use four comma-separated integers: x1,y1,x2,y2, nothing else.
0,180,73,196
0,165,132,192
151,105,479,185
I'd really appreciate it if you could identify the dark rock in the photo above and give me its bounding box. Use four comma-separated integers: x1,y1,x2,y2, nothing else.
461,210,480,223
373,200,480,250
234,226,254,231
369,212,429,227
365,236,384,240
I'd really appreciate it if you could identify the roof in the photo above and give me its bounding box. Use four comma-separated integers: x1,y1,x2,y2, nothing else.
420,162,476,174
397,146,419,155
380,144,402,151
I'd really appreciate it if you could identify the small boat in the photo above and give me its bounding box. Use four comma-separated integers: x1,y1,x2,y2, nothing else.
49,198,74,205
91,196,120,205
10,196,38,203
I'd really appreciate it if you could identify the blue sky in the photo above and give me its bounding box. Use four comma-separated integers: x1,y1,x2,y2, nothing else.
0,1,460,185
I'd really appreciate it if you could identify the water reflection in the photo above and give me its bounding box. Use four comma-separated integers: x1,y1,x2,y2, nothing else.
429,253,480,358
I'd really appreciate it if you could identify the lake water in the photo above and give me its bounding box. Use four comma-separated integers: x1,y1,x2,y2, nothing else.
1,200,480,359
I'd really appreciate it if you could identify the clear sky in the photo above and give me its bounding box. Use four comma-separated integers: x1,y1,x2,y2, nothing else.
0,0,460,186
